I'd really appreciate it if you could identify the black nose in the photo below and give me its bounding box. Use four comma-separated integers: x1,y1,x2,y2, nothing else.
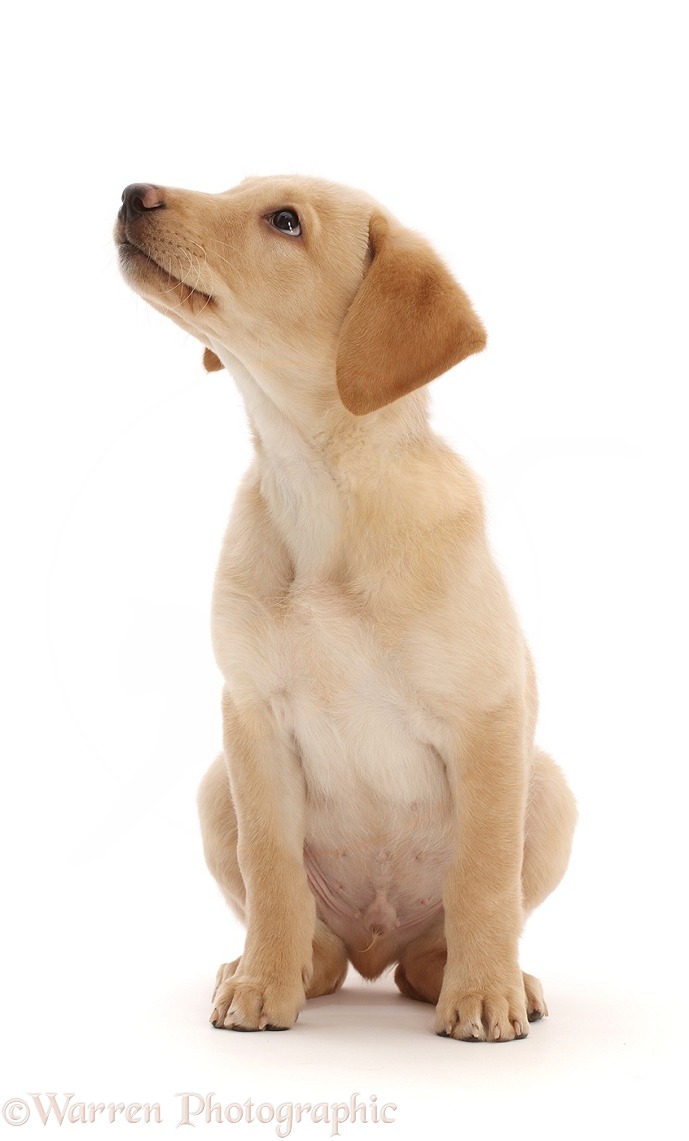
118,183,165,223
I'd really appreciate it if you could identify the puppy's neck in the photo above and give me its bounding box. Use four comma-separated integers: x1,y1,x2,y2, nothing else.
219,352,432,580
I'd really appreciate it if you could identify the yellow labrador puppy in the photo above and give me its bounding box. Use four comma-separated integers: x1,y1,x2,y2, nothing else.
115,176,577,1041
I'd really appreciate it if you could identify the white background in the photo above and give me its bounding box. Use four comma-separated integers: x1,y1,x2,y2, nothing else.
1,1,687,1137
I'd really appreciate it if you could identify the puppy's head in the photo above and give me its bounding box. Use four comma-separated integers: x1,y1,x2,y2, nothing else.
115,175,486,415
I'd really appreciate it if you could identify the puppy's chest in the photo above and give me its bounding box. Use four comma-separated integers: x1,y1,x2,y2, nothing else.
264,580,452,802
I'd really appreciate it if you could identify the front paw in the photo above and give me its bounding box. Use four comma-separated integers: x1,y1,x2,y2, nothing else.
435,972,529,1042
210,960,306,1031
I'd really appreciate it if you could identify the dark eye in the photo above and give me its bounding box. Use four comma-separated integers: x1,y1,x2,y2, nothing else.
269,209,301,236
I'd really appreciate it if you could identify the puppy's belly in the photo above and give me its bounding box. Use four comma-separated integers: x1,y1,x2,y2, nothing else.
289,689,455,945
303,798,454,946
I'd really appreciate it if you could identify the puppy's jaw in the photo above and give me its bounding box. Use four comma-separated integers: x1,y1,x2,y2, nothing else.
115,217,216,316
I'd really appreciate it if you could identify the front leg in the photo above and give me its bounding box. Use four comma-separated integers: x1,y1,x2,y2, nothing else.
436,698,529,1042
211,690,316,1031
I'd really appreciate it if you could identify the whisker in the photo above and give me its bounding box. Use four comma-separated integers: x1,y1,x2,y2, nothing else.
205,246,237,273
181,242,217,316
205,236,242,255
186,248,206,303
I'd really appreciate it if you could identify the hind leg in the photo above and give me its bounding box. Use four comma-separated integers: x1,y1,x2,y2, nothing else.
197,754,348,1023
394,922,445,1004
395,930,547,1021
395,749,576,1019
516,748,576,1020
522,749,578,915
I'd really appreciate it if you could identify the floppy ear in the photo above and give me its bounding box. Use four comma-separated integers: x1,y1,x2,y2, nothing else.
336,214,486,415
203,347,224,372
